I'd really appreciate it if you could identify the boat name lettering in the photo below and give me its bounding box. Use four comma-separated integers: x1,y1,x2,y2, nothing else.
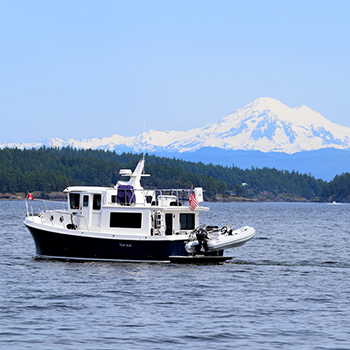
119,243,132,248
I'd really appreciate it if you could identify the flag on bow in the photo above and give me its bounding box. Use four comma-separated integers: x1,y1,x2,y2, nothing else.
27,192,34,200
189,187,198,211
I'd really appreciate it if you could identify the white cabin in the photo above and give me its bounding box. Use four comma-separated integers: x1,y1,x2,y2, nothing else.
56,159,208,237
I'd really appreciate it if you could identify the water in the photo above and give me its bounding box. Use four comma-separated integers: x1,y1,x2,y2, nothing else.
1,201,350,349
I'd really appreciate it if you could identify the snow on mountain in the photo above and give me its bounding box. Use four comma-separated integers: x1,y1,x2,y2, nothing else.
2,97,350,154
190,97,350,153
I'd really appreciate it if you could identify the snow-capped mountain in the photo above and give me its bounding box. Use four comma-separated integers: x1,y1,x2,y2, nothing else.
195,97,350,153
2,97,350,154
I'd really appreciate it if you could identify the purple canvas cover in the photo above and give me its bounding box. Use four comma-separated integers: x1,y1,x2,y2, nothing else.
117,185,136,204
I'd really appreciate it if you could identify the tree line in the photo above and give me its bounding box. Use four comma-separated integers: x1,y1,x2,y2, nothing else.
0,147,349,202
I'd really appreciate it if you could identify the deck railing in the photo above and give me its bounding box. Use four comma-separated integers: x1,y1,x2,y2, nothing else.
25,198,67,216
105,188,197,207
25,199,90,231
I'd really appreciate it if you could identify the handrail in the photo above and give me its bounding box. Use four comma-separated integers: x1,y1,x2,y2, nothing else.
26,202,89,231
105,187,195,207
25,198,67,217
25,198,66,206
25,187,200,214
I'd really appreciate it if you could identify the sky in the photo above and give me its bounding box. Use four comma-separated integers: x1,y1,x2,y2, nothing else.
1,0,350,144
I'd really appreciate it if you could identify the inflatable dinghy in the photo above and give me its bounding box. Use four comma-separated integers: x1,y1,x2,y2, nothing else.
185,225,255,254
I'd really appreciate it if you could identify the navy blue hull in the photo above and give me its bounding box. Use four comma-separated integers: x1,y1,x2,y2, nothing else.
27,226,190,261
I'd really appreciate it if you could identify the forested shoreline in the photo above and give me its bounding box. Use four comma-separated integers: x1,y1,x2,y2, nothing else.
0,147,349,202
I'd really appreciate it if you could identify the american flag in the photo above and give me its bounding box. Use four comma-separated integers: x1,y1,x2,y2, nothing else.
189,188,198,211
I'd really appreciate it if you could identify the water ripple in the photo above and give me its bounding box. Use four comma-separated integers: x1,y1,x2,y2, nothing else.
1,201,350,349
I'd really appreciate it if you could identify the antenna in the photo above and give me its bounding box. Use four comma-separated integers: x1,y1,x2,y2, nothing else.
143,115,146,161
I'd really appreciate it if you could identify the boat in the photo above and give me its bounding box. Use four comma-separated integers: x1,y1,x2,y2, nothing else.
24,158,255,263
184,225,256,254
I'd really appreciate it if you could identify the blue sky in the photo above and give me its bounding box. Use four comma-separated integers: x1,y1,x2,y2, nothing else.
1,0,349,143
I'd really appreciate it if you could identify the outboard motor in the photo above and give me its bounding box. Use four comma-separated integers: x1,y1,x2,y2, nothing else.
196,228,210,252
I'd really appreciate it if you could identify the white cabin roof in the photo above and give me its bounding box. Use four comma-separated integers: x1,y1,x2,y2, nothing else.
64,186,111,193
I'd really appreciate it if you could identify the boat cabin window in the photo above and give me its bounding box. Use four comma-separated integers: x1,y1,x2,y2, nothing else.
111,195,117,203
70,193,80,210
93,194,102,210
83,195,89,207
180,213,195,230
110,212,142,228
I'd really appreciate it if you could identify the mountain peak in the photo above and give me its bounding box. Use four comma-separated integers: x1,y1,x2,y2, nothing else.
250,97,287,110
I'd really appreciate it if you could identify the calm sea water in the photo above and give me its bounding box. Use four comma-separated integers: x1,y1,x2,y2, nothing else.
1,200,350,350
